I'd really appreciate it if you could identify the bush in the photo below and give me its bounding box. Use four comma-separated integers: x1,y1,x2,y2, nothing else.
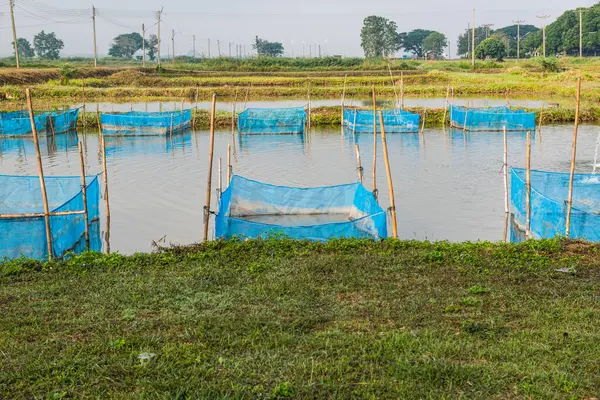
59,63,77,84
475,38,507,61
537,57,561,72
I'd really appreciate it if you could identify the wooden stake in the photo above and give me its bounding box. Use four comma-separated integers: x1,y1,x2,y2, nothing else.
232,88,238,135
169,115,173,138
227,143,232,183
525,129,532,239
355,143,363,184
243,85,250,111
78,142,90,249
26,88,53,260
82,78,86,131
400,71,404,109
341,74,347,126
352,109,357,135
372,85,378,200
48,112,55,136
218,157,222,202
420,108,427,134
537,104,544,140
379,110,398,239
566,77,582,238
442,85,450,126
387,63,399,108
307,81,312,130
100,133,110,222
505,87,510,107
203,93,217,242
503,126,509,214
463,103,470,132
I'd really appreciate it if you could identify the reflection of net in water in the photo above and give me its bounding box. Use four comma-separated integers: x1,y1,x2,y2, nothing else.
511,168,600,241
216,175,387,240
449,105,536,132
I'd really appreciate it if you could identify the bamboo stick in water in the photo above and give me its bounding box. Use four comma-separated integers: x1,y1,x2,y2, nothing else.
78,142,90,249
372,85,378,200
525,130,532,239
566,77,582,238
218,157,222,202
307,81,312,130
355,143,363,184
503,126,509,214
463,103,470,132
379,110,398,239
387,63,398,108
538,104,545,140
227,143,232,183
442,85,450,126
26,88,53,260
203,94,217,242
420,108,427,134
341,74,347,126
400,71,404,109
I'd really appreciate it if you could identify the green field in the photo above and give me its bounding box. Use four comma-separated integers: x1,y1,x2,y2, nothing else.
1,238,599,398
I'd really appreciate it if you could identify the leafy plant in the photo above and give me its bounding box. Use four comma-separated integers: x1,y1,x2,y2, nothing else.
537,57,561,72
59,63,77,85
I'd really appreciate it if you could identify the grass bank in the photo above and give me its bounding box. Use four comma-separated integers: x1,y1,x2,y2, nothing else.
1,238,599,398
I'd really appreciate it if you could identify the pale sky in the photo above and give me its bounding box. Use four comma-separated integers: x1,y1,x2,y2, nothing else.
1,0,598,58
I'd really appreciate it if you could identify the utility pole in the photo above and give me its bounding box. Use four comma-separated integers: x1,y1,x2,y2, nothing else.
9,0,19,69
579,8,588,58
471,9,475,67
513,20,525,59
193,35,196,62
537,14,551,57
208,38,211,58
482,24,494,38
157,9,162,67
171,29,175,64
466,23,470,59
318,44,321,58
142,24,146,67
229,42,232,57
92,6,97,68
217,40,221,57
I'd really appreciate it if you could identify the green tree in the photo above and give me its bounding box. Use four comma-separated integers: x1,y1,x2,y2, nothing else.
33,31,64,60
456,27,487,57
360,16,402,58
494,24,539,57
253,36,284,57
146,34,158,61
422,32,447,59
475,38,507,61
12,38,35,58
521,30,542,57
401,29,436,57
108,33,144,58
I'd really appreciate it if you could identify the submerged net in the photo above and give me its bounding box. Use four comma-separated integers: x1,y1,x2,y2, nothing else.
237,107,307,134
0,109,80,136
216,175,387,241
343,108,420,133
511,168,600,241
100,109,192,136
449,105,536,132
0,175,101,260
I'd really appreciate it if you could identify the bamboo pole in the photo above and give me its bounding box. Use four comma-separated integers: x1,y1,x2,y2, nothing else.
379,110,398,239
463,103,470,132
232,88,238,134
227,143,232,183
0,210,85,219
169,115,173,138
503,126,509,214
81,78,86,131
47,111,55,137
525,129,532,239
442,85,450,126
99,121,110,224
387,63,399,108
566,77,582,238
537,104,545,140
352,109,357,135
78,142,90,249
355,143,363,184
243,85,250,111
341,74,347,126
203,93,217,242
26,88,53,260
307,81,312,130
505,87,510,107
400,71,404,109
372,85,378,200
420,108,427,134
218,157,222,202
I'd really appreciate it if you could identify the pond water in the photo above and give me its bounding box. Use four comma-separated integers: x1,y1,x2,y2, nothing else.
0,124,598,254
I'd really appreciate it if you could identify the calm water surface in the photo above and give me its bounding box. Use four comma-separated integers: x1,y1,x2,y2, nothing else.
0,125,598,254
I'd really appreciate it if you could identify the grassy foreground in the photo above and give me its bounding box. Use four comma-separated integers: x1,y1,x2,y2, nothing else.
1,238,600,398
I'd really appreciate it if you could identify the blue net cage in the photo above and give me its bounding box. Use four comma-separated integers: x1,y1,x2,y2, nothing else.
511,168,600,241
100,109,192,136
0,175,101,260
343,108,420,133
216,175,387,241
237,107,307,134
449,105,536,132
0,109,79,136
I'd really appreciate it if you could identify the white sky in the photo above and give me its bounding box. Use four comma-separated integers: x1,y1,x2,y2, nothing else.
1,0,597,58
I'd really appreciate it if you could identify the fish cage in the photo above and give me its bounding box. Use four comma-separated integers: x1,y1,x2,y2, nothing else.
0,174,101,260
343,108,420,133
237,107,307,134
99,109,192,136
449,105,536,132
215,175,387,241
0,109,80,137
511,168,600,241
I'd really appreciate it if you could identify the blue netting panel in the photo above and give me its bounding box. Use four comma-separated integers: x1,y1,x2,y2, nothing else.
100,109,192,136
343,108,420,133
0,175,101,260
216,175,387,241
510,168,600,241
238,107,307,134
0,111,49,136
449,105,536,132
50,108,79,134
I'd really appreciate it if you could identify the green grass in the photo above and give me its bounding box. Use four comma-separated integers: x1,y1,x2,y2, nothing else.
1,238,600,398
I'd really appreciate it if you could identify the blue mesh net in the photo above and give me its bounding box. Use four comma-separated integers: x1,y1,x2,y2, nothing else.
449,105,536,131
216,175,387,241
1,109,79,136
237,107,307,134
343,108,420,133
510,168,600,241
0,175,101,260
100,109,192,136
50,108,80,134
